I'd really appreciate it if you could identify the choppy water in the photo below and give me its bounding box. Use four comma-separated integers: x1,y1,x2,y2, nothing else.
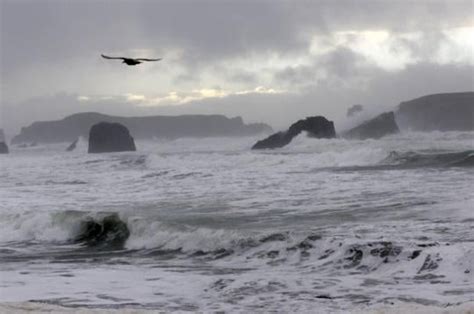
0,132,473,312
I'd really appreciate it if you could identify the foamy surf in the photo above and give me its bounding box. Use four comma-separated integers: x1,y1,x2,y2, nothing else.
1,132,473,312
0,301,473,313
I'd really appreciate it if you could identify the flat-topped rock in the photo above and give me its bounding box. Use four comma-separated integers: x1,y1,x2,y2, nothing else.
252,116,336,149
396,92,474,131
88,122,136,153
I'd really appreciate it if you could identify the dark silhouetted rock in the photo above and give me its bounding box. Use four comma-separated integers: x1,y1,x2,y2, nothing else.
0,129,8,154
253,131,293,149
88,122,136,153
74,214,130,249
342,112,399,140
66,138,79,151
396,92,474,131
12,112,272,144
0,143,8,154
347,104,364,117
252,116,336,149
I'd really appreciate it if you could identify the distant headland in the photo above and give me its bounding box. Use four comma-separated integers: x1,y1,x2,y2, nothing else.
11,113,273,144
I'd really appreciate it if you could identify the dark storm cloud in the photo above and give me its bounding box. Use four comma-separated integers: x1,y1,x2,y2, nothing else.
274,48,375,90
0,0,311,77
136,1,314,63
2,0,471,74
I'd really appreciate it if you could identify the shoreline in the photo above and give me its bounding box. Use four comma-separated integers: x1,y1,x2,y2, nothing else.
1,301,473,313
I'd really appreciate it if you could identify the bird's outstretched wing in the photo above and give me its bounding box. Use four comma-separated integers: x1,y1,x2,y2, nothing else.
101,54,125,60
135,58,162,62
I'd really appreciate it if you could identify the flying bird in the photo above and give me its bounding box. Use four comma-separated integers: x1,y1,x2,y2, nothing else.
101,54,162,66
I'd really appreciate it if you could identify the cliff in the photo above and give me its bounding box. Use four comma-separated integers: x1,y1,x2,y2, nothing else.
12,112,272,144
396,92,474,131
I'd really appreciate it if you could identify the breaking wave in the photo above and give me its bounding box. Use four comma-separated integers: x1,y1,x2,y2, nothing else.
0,210,471,278
380,150,474,168
73,214,130,249
0,211,130,249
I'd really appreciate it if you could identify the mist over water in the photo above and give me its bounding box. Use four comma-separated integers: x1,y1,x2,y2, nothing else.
0,131,473,312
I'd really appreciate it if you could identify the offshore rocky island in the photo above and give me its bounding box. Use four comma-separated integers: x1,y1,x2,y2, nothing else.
252,92,473,149
11,113,272,144
7,92,474,153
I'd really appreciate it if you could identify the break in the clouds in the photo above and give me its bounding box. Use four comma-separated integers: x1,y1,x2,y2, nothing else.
1,0,473,134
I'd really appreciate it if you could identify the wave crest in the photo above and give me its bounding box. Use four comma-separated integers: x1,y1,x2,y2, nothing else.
381,150,474,168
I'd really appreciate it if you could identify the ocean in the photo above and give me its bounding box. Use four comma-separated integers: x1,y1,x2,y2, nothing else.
0,131,473,313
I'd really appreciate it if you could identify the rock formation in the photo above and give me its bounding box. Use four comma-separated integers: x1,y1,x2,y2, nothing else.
252,116,336,149
12,112,272,144
88,122,136,153
0,142,8,154
66,138,78,152
396,92,474,131
342,112,399,140
347,104,364,117
74,214,130,249
0,129,8,154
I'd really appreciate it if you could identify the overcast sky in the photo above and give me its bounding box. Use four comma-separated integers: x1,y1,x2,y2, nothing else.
1,0,473,135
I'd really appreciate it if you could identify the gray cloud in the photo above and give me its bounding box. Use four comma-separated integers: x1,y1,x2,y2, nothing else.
3,62,472,138
1,0,473,135
2,0,471,74
274,48,378,91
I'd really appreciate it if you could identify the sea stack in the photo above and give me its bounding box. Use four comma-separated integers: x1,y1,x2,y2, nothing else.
342,111,399,140
0,129,8,154
88,122,136,153
252,116,336,149
12,112,272,144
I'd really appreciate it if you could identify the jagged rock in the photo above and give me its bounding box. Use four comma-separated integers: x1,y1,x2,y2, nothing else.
252,131,293,149
12,112,272,144
0,129,8,154
88,122,136,153
252,116,336,149
66,138,78,151
74,214,130,249
342,112,399,140
396,92,474,131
